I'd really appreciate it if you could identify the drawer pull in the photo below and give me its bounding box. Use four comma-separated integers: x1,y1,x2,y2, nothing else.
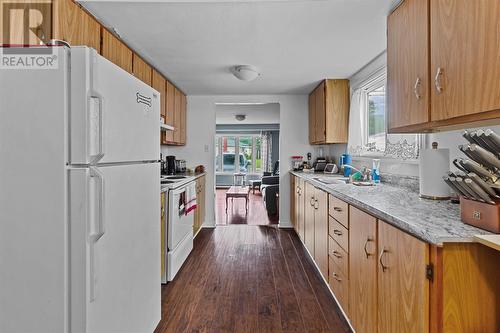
363,237,375,258
332,250,342,258
379,248,389,272
332,273,342,282
333,229,343,236
333,207,343,212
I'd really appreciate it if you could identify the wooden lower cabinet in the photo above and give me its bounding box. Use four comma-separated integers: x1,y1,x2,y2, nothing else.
378,220,429,333
304,182,316,256
193,176,206,236
349,206,378,333
296,177,305,241
313,187,328,279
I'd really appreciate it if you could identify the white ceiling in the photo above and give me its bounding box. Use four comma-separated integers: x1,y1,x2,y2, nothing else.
216,103,280,124
81,0,395,95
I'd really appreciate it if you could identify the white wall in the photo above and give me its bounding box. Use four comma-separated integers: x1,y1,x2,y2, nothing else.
164,94,313,228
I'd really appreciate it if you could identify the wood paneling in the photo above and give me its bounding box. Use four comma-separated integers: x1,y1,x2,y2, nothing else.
430,0,500,122
328,195,348,228
132,53,152,85
442,242,500,332
101,29,132,73
304,182,315,256
377,220,429,333
315,81,326,143
0,1,52,45
325,79,350,143
348,206,377,333
314,187,328,279
53,0,100,52
387,0,430,130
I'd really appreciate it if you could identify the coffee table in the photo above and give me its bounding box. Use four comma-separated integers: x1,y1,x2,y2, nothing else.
226,186,250,213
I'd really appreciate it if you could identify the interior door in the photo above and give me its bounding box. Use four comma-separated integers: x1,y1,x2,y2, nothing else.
304,182,315,256
349,206,377,333
69,48,159,165
387,0,429,130
82,163,160,333
378,220,429,333
430,0,500,121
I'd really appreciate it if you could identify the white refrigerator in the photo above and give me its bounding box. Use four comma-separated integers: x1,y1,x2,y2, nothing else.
0,46,161,333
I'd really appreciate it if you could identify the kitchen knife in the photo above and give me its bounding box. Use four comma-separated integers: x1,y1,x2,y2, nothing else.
460,159,498,181
463,130,479,145
443,176,468,197
459,144,480,162
484,129,500,151
465,178,494,204
456,177,483,201
453,158,469,173
450,177,473,199
469,144,500,170
473,130,498,155
468,173,499,198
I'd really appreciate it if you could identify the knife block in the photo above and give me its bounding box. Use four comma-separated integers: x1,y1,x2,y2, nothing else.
460,197,500,233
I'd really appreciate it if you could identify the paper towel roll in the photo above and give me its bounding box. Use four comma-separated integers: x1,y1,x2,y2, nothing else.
419,144,450,199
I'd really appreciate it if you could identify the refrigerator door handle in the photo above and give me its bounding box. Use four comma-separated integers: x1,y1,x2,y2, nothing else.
89,166,105,303
89,95,105,164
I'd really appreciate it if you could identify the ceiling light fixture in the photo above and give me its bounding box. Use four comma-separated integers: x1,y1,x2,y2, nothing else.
231,65,260,82
235,114,246,121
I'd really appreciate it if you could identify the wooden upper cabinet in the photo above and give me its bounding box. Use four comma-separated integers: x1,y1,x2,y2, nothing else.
173,88,182,144
0,1,52,45
308,91,317,143
308,79,349,144
132,54,152,86
164,80,175,143
180,93,187,145
377,220,429,333
152,70,166,120
313,187,328,279
101,29,132,74
53,0,100,52
349,206,377,333
387,0,429,131
430,0,500,122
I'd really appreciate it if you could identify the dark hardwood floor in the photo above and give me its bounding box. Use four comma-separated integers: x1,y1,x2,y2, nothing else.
154,225,351,333
216,189,279,226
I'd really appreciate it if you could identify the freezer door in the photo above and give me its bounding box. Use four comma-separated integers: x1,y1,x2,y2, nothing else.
69,163,161,333
69,47,160,165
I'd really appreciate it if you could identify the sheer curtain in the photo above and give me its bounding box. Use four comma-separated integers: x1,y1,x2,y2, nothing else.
347,88,366,156
261,131,273,173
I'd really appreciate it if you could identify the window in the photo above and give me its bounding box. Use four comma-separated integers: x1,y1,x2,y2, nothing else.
362,75,387,154
215,134,263,174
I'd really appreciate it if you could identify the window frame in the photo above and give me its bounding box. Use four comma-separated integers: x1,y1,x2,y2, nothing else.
361,72,387,155
215,134,263,175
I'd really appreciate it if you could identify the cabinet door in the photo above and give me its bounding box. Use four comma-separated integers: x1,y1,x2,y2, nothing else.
297,177,305,242
101,29,132,74
152,70,166,120
377,220,429,333
180,93,187,145
198,175,206,226
314,188,328,279
315,81,326,143
349,206,377,333
309,91,316,144
304,182,315,256
193,178,201,235
430,0,500,121
387,0,429,130
173,88,182,144
325,79,350,143
164,81,175,143
53,0,100,52
160,192,166,278
132,54,152,86
290,175,297,230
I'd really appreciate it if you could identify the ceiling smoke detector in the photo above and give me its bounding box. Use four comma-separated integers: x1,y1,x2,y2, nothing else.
231,65,260,81
235,114,246,121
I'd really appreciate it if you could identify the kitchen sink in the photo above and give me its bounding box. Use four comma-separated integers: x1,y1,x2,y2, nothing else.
313,177,349,185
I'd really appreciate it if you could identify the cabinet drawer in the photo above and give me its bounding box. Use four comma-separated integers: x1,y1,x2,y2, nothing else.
329,257,348,312
329,216,348,252
329,236,348,277
329,195,348,228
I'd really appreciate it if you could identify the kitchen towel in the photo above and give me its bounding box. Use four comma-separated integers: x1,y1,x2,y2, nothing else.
185,181,197,215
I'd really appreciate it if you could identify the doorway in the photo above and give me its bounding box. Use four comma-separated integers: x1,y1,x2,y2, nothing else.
214,103,280,225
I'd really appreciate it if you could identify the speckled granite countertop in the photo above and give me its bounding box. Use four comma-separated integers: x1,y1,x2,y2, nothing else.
291,171,492,245
160,172,206,193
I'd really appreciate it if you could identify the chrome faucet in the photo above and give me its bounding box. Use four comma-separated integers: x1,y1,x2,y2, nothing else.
342,164,372,182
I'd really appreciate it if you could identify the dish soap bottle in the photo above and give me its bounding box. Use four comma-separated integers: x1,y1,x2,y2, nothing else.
372,159,380,183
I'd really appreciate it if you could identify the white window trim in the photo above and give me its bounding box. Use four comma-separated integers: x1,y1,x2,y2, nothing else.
215,134,263,175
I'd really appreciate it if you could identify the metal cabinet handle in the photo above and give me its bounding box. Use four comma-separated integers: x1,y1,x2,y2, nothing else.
414,77,421,100
363,237,374,258
332,250,342,258
314,199,319,210
434,67,443,94
296,186,300,194
333,207,342,212
379,248,389,272
310,197,315,206
332,273,342,282
333,229,343,236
